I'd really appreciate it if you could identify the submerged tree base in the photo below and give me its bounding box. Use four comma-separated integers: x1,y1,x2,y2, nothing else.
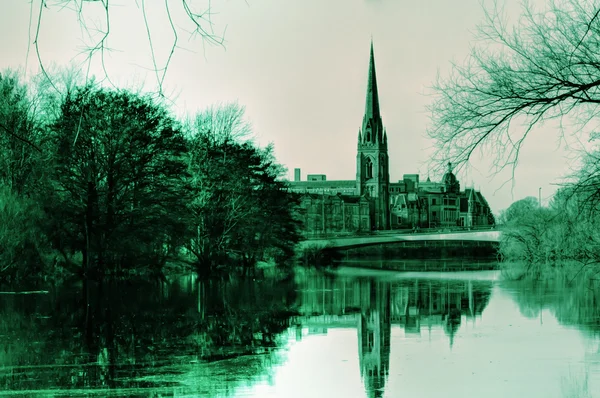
295,243,344,268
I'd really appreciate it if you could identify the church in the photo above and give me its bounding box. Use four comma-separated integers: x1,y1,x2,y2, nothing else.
287,42,494,237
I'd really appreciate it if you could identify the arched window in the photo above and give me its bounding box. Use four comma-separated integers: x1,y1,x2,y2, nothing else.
365,157,373,179
366,130,371,142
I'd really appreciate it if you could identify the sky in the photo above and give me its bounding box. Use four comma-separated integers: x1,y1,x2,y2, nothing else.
0,0,580,213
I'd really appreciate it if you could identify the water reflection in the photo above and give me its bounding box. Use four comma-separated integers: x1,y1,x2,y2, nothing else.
504,277,600,336
358,281,390,398
294,270,493,397
1,266,599,397
0,273,297,396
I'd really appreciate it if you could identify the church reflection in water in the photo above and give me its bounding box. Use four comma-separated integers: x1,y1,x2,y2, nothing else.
358,280,391,398
294,271,493,397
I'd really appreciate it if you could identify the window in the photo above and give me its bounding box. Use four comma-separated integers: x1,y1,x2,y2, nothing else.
432,198,437,205
365,157,373,179
432,211,437,218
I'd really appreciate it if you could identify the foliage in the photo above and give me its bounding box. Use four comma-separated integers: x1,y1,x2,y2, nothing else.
46,85,192,278
498,196,539,225
499,187,600,278
0,71,44,195
0,70,302,283
0,185,47,282
428,0,600,173
0,72,54,282
185,107,302,274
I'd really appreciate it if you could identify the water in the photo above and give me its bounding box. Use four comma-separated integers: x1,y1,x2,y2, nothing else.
1,264,599,397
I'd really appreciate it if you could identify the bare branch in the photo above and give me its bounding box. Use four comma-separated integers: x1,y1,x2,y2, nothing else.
428,0,600,179
35,0,234,95
33,0,59,93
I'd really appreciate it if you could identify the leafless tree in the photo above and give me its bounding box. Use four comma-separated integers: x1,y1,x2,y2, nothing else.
27,0,235,96
189,102,253,144
428,0,600,176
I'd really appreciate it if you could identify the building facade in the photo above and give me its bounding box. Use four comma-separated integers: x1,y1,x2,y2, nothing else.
288,42,493,236
388,164,494,230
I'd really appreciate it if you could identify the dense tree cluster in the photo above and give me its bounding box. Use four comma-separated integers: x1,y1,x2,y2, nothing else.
0,71,301,282
498,183,600,279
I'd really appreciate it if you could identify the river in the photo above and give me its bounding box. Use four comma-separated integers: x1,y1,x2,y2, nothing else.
1,262,599,397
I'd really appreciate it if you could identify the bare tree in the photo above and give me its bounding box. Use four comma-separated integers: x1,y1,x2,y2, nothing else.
29,63,88,124
428,0,600,175
28,0,236,95
189,102,253,144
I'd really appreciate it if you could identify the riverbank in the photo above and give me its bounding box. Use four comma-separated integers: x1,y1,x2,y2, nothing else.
331,258,499,272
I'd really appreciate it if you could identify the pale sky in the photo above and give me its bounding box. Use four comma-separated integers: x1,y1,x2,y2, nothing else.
0,0,580,213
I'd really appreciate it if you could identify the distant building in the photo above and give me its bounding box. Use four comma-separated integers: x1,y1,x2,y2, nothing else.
287,41,493,236
390,164,494,229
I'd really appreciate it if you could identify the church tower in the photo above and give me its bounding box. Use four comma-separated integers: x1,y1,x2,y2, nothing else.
356,41,390,230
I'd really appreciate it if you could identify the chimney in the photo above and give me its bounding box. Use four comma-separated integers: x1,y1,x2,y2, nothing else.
294,168,301,182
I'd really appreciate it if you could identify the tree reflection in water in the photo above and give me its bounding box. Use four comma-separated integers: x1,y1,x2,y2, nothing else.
0,272,298,395
505,275,600,398
505,277,600,336
2,268,598,397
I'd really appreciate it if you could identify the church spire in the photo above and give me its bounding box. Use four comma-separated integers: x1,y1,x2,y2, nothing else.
361,40,384,145
365,39,381,122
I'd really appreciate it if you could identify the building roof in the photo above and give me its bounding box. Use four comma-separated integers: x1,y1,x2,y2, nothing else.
476,191,491,209
287,180,356,189
442,162,459,192
442,171,458,186
299,192,367,204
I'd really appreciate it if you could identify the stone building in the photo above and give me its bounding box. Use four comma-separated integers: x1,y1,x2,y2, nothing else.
297,193,372,238
287,41,493,236
389,163,494,229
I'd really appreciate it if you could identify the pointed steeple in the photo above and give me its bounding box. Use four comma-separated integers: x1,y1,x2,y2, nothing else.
360,40,385,145
365,39,381,122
